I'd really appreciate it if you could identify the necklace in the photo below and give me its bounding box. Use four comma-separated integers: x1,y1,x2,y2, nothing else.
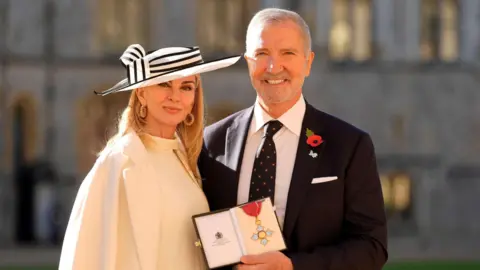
240,200,274,246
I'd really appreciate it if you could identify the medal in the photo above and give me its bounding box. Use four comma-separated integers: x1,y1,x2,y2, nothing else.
241,200,273,246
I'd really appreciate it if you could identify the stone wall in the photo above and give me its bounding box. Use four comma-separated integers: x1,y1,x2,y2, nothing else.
0,0,479,259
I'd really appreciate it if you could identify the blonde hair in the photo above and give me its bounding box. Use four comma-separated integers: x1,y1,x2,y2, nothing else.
99,75,205,181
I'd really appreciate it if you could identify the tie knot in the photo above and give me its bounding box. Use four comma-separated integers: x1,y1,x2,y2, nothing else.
263,120,283,138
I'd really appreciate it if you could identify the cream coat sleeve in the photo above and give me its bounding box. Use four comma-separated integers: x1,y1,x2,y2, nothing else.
58,151,126,270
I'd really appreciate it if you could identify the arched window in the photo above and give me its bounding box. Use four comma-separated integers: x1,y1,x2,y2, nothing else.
5,94,38,244
3,94,37,170
75,90,130,175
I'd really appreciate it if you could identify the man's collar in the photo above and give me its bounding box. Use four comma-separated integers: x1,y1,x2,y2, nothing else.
251,94,306,137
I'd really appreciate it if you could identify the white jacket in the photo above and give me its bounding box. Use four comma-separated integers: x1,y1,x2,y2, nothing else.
59,132,181,270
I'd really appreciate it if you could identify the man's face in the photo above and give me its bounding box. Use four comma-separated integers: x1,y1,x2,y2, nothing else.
245,20,314,105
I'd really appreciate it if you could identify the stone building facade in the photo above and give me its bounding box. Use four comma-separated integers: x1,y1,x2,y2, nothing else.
0,0,479,259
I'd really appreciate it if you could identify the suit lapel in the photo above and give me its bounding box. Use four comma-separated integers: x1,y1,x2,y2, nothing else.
283,104,328,242
121,133,162,270
224,106,253,205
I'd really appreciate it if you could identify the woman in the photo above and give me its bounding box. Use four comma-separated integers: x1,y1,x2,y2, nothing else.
59,44,240,270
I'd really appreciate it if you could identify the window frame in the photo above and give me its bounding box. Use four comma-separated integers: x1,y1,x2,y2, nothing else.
93,0,150,57
196,0,258,57
420,0,460,63
328,0,375,64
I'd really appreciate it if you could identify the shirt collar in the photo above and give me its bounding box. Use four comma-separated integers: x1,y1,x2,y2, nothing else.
251,94,306,137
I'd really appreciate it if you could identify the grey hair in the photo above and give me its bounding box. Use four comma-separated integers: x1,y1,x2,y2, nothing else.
245,8,312,56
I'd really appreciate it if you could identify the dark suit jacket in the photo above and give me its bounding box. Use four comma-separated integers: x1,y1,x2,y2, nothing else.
198,101,388,270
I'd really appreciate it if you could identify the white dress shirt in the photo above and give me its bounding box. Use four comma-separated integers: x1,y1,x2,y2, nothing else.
237,95,306,229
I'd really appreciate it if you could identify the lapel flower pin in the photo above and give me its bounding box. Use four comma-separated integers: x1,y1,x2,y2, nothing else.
306,128,323,158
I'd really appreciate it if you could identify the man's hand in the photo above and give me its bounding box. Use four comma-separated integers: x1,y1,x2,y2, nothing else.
237,251,293,270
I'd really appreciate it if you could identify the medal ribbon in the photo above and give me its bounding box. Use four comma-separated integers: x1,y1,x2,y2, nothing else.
241,201,262,221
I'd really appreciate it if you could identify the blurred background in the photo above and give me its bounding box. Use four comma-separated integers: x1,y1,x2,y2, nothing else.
0,0,479,269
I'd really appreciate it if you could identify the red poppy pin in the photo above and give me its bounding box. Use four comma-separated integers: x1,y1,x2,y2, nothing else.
306,128,323,158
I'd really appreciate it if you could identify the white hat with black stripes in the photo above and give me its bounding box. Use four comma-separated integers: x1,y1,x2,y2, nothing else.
94,44,241,96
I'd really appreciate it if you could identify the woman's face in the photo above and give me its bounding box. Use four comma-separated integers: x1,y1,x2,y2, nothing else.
136,75,197,132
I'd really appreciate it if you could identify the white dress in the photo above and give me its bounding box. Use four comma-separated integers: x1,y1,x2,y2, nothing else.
145,134,209,270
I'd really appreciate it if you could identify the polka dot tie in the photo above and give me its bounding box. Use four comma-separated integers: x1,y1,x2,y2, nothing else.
248,120,283,203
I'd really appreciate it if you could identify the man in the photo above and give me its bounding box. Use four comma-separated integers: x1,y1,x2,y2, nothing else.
199,8,388,270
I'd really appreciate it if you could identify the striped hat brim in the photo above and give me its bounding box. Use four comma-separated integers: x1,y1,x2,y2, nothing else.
94,54,241,96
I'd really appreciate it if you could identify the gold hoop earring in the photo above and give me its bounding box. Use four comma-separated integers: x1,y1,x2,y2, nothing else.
139,105,147,119
184,113,194,126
